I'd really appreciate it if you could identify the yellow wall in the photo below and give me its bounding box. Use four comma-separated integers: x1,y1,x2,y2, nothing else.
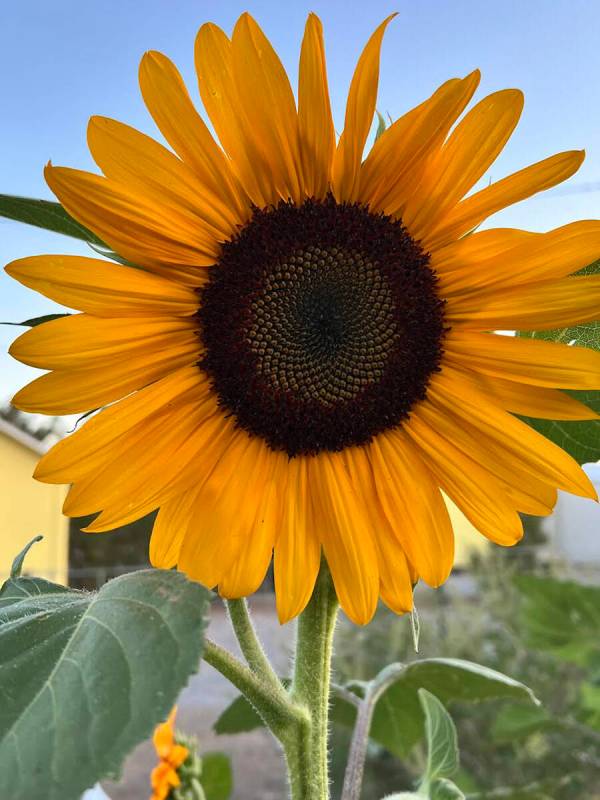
0,429,69,585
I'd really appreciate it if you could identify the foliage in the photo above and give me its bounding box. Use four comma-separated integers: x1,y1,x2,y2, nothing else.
333,545,600,799
0,539,211,800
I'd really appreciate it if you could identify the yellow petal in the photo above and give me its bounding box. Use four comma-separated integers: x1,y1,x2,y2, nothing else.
365,433,454,587
445,331,600,389
195,22,273,206
87,115,236,237
34,366,202,482
406,410,524,545
63,391,219,517
403,89,524,242
467,371,599,420
139,50,249,221
362,70,480,214
5,255,198,317
298,14,335,199
9,313,197,370
219,449,288,598
178,435,275,590
415,390,557,516
428,150,585,248
231,13,303,204
437,220,600,296
428,368,597,499
432,228,539,273
85,410,236,532
446,276,600,330
45,165,218,284
274,456,322,623
150,487,202,569
12,342,198,415
309,451,379,625
332,15,396,202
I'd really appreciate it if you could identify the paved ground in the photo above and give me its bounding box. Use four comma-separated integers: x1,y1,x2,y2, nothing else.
103,596,295,800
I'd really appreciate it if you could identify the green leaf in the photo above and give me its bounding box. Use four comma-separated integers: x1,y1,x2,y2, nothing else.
335,658,538,758
201,752,233,800
0,568,211,800
518,259,600,464
215,659,537,759
10,535,44,577
214,692,267,735
0,194,105,245
1,313,71,327
420,689,459,784
490,703,555,743
514,574,600,666
375,111,387,141
431,779,466,799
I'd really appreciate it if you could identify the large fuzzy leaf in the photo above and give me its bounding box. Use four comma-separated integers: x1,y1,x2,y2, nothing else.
0,558,211,800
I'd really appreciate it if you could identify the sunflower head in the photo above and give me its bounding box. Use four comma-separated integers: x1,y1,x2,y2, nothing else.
7,13,600,626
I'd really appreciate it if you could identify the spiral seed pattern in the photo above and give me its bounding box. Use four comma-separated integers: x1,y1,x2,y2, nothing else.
198,196,445,456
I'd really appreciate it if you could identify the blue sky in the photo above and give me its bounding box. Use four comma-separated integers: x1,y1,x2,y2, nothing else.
2,0,600,404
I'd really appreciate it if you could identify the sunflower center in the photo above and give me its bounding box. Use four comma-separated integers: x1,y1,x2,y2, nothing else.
198,196,445,456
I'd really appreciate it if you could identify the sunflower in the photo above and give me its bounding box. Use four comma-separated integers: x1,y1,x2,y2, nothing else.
150,707,189,800
7,14,600,625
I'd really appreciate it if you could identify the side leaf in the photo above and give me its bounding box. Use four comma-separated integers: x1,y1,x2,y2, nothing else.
514,574,600,666
336,658,537,758
201,752,233,800
2,313,71,327
215,659,537,759
0,194,105,245
490,703,555,743
0,565,211,800
420,689,460,785
518,259,600,464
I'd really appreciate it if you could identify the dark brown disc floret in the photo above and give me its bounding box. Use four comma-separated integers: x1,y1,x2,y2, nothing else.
197,195,446,457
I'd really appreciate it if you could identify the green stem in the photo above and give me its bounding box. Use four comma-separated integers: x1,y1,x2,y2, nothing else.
203,638,304,741
290,561,339,800
225,598,282,689
341,664,406,800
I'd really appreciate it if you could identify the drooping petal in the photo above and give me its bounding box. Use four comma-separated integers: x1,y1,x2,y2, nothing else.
332,15,396,202
274,456,322,623
309,451,379,625
365,433,454,587
298,13,335,199
406,411,525,545
178,435,277,590
5,255,199,317
428,369,597,499
150,486,203,569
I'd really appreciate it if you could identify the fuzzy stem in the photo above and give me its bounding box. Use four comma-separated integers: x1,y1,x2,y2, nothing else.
290,561,339,800
341,663,407,800
225,598,283,689
203,638,304,741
